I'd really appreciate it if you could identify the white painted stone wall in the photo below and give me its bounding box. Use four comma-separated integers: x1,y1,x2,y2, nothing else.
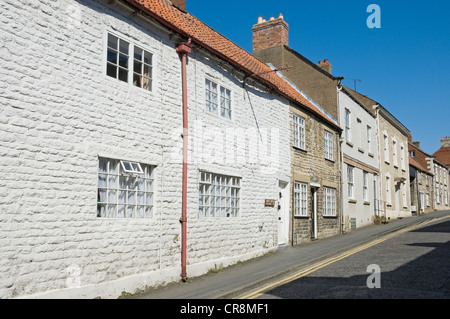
0,0,290,298
338,89,380,229
377,112,411,220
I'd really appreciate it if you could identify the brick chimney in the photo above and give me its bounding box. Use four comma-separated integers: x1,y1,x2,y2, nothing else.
318,59,332,75
413,141,421,149
252,13,289,53
164,0,186,12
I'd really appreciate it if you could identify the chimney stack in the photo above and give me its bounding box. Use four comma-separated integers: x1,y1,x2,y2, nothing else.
413,141,421,149
441,137,450,147
164,0,186,12
318,59,332,75
252,13,289,53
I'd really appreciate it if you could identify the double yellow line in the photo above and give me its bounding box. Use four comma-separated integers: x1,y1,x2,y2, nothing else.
239,215,450,299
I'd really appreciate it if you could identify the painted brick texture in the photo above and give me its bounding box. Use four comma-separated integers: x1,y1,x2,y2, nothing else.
0,0,290,298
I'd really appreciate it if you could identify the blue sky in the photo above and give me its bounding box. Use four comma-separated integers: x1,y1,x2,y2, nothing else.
187,0,450,154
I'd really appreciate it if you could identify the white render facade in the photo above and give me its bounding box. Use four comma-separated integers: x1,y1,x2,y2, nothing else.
376,107,412,220
338,87,380,230
426,158,450,211
0,0,291,299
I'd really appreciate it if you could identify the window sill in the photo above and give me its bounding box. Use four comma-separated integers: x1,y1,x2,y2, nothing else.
348,199,357,204
346,141,354,148
358,147,365,154
384,160,390,165
293,146,307,153
363,201,371,206
368,152,374,158
294,215,309,219
325,158,335,163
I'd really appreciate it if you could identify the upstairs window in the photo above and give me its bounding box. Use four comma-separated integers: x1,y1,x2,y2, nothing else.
324,130,333,161
107,34,129,83
344,109,351,142
106,33,153,91
205,79,231,119
293,114,305,150
367,126,372,153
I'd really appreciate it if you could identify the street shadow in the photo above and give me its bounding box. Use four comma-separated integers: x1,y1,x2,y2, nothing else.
263,225,450,299
410,220,450,233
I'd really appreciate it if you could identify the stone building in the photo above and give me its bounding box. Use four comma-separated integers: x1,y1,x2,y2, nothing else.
376,106,412,220
408,143,434,214
344,89,412,220
338,87,380,230
251,16,343,244
0,0,335,299
432,137,450,210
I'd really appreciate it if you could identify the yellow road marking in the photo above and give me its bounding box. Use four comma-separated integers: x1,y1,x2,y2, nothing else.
239,215,450,299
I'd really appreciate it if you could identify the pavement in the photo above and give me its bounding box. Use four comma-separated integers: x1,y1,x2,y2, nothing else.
131,210,450,299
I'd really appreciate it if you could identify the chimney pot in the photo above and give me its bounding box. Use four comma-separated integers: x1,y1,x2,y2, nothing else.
324,59,329,64
318,60,323,65
252,14,289,53
278,13,284,19
257,16,263,24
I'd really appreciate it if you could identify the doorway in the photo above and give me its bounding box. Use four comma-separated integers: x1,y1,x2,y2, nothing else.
310,185,319,240
278,181,289,246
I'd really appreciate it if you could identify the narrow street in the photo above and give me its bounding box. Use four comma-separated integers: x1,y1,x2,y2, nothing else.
242,216,450,299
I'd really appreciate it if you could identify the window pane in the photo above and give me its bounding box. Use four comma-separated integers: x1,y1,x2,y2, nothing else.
118,68,128,82
134,60,142,74
134,47,143,61
144,51,152,65
107,49,117,64
106,63,117,78
143,77,152,91
119,39,129,54
108,34,118,49
118,54,128,68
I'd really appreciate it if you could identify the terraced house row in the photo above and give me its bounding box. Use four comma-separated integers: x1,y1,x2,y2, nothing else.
1,0,449,298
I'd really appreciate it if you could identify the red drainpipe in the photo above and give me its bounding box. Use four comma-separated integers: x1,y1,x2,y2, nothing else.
176,38,191,282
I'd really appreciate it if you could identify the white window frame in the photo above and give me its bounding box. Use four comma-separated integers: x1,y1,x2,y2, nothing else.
402,182,407,207
426,193,430,207
386,176,391,204
120,160,144,175
347,165,354,199
97,157,154,218
294,182,308,217
324,130,333,161
205,79,232,119
323,187,336,217
105,31,154,92
198,172,240,217
344,109,351,142
383,134,389,163
392,139,398,167
363,171,369,202
400,143,405,170
367,125,372,153
293,114,306,150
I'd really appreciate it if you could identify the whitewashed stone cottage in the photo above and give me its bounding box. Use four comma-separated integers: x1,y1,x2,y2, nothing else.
0,0,333,298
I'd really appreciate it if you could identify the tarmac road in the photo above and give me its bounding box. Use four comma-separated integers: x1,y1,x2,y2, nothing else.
242,214,450,299
132,210,450,300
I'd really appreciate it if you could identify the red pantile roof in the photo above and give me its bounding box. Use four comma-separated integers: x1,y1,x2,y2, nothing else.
409,157,428,173
123,0,341,130
433,146,450,168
